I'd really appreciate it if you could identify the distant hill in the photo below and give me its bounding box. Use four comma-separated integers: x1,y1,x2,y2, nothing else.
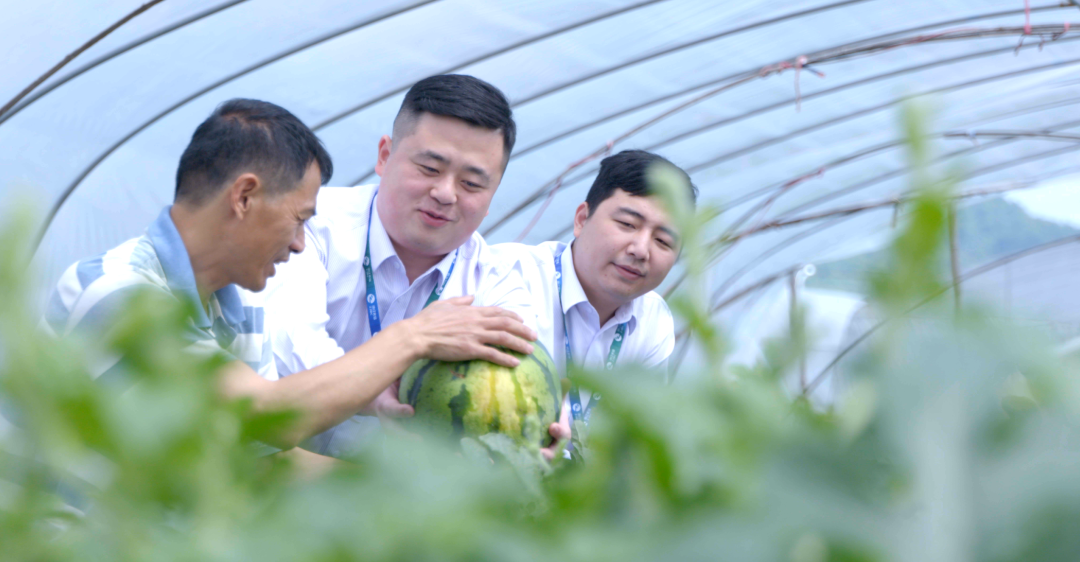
807,197,1080,294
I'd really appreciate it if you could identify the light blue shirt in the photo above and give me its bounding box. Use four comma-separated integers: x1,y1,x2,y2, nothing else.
42,206,277,384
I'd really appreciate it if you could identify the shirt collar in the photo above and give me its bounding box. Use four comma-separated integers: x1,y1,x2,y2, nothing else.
146,206,245,330
558,242,589,315
561,241,636,329
369,192,460,285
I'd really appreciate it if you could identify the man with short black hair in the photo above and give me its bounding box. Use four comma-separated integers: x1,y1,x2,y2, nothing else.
45,98,534,472
492,150,697,449
264,74,552,458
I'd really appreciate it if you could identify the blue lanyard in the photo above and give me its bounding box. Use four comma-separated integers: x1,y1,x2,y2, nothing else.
363,190,457,336
554,243,627,424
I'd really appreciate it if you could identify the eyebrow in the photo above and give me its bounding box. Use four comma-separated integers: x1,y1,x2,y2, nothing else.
616,206,678,240
418,150,449,164
615,207,645,221
464,165,490,183
418,150,490,183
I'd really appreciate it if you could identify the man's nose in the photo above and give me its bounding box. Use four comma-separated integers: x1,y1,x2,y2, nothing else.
626,231,649,261
290,225,305,254
430,174,456,205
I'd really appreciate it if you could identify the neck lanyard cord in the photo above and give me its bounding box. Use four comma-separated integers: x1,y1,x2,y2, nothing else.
554,242,626,424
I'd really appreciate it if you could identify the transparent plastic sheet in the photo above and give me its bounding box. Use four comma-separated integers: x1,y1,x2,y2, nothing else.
5,0,1080,378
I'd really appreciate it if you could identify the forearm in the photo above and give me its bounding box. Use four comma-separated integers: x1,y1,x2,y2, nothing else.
229,296,539,448
222,321,423,448
270,447,347,480
273,323,421,439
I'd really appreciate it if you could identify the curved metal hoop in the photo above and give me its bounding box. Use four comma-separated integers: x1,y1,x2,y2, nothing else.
0,0,249,127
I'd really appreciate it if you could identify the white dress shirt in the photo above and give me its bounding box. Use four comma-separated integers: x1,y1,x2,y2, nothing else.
263,185,537,456
489,240,675,413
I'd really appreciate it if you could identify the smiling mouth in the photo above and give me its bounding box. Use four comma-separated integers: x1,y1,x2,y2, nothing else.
419,209,452,225
614,264,645,279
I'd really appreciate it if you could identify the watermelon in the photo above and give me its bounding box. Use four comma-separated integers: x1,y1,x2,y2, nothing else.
398,343,562,447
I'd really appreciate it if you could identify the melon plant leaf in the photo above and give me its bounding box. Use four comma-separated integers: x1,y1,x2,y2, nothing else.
478,433,548,497
460,436,492,466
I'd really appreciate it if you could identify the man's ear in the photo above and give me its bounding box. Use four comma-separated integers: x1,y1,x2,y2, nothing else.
374,135,393,177
572,202,590,238
228,173,261,220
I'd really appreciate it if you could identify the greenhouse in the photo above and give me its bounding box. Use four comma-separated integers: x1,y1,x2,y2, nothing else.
4,1,1080,560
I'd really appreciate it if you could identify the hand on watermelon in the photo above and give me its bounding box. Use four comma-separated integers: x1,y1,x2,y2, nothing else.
363,380,421,440
361,380,414,418
406,296,537,367
539,418,571,461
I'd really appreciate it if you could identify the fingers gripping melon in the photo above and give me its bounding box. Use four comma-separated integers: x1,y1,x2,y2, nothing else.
398,343,561,447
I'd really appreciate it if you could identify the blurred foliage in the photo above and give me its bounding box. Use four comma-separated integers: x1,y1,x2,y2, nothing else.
4,104,1080,561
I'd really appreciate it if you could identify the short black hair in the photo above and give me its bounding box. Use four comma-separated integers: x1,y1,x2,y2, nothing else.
175,99,333,205
585,150,697,214
392,74,515,165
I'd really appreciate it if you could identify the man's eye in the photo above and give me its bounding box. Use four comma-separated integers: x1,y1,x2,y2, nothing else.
616,220,634,229
420,165,438,174
656,238,673,249
464,181,482,190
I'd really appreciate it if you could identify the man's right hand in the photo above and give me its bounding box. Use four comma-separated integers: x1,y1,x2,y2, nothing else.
360,380,414,418
399,296,537,367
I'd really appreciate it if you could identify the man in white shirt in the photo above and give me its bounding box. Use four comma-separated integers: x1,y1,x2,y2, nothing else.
264,74,555,458
43,99,535,474
491,150,696,441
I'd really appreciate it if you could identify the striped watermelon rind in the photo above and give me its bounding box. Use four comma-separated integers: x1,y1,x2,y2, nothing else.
398,342,561,447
